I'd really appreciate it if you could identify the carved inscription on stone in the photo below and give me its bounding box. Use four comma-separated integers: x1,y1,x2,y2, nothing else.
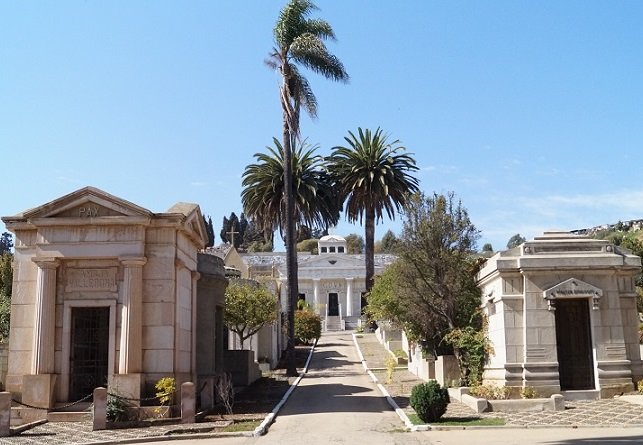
321,281,343,290
78,206,99,217
66,268,117,292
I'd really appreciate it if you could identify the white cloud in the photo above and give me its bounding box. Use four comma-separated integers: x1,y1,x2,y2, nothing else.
474,189,643,250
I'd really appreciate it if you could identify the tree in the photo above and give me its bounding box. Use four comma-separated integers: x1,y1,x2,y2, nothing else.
0,254,12,298
328,127,419,292
203,215,215,248
220,213,241,247
380,229,399,253
506,233,526,249
481,243,493,252
0,233,13,343
377,192,485,383
243,219,272,251
297,238,319,253
267,0,348,375
224,280,278,349
345,233,364,254
0,233,13,255
242,139,339,239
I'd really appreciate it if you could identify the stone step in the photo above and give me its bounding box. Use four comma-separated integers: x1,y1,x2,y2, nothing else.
48,411,92,422
561,390,600,401
11,407,47,426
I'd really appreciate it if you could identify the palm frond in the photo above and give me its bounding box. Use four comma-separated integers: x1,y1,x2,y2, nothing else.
290,33,349,83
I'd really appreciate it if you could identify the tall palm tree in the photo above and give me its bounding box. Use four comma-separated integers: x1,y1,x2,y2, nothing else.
241,138,340,237
328,127,420,293
267,0,348,375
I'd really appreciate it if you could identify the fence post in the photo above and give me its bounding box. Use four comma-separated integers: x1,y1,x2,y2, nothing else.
181,382,195,424
93,387,107,431
0,392,10,437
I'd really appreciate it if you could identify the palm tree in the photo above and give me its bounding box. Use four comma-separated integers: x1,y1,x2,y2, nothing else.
267,0,348,375
328,127,420,293
241,138,340,238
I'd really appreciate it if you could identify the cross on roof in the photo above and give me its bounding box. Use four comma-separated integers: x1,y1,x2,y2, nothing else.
227,227,240,245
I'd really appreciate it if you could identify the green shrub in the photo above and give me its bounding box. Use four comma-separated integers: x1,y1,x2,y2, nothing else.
294,310,321,344
106,396,129,422
410,381,450,423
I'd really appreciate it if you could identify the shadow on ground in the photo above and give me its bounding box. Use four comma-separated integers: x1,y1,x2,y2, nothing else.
278,383,391,415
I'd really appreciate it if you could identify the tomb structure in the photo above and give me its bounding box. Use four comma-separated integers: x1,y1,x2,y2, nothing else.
2,187,226,408
478,231,642,398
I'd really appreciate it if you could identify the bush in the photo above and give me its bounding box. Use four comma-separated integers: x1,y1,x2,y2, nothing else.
520,386,538,399
469,384,511,400
410,381,450,423
106,395,129,422
294,310,321,344
155,377,176,405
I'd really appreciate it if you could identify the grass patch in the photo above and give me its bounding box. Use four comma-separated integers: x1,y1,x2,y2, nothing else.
220,420,261,432
408,413,505,426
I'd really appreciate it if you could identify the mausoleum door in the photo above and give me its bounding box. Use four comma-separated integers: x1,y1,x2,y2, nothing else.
69,307,110,400
555,299,595,390
328,293,339,316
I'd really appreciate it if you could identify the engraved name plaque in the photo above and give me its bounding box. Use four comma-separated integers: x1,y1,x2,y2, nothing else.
66,268,117,292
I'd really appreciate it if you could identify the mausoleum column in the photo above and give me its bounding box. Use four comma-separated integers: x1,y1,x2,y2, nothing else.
190,270,200,383
345,278,354,317
118,257,147,374
313,279,320,314
31,258,60,375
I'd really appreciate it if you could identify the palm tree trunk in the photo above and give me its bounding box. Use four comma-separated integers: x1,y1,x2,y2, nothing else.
282,108,299,377
365,206,375,293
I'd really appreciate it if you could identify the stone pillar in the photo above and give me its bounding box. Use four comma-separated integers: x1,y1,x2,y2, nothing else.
313,279,320,315
118,257,146,374
191,271,200,385
0,392,10,437
181,382,195,424
345,278,354,317
92,387,107,431
23,258,59,409
113,257,146,404
31,257,59,375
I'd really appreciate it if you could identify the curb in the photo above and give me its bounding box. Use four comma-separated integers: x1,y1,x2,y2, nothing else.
252,339,317,436
72,341,318,445
351,333,419,431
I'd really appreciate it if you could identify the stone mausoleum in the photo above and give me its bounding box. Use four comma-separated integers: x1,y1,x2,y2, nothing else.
478,231,642,398
230,235,396,330
2,187,227,408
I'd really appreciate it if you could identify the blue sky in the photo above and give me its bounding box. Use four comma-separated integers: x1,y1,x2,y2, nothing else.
2,1,643,251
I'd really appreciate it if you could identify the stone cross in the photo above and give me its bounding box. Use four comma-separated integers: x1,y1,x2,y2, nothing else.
227,227,239,245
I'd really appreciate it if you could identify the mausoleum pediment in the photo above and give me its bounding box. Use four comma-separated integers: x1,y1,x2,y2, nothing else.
19,186,153,220
543,277,602,311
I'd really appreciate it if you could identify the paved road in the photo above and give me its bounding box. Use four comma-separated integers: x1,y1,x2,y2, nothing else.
142,331,408,445
137,332,643,445
253,331,405,444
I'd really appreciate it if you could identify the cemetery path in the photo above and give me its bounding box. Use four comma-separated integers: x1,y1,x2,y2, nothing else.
251,331,413,445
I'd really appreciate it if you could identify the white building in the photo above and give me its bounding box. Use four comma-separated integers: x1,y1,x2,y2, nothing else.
243,235,395,330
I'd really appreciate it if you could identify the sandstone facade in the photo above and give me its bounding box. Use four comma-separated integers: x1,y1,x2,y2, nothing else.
478,231,642,398
2,187,225,407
